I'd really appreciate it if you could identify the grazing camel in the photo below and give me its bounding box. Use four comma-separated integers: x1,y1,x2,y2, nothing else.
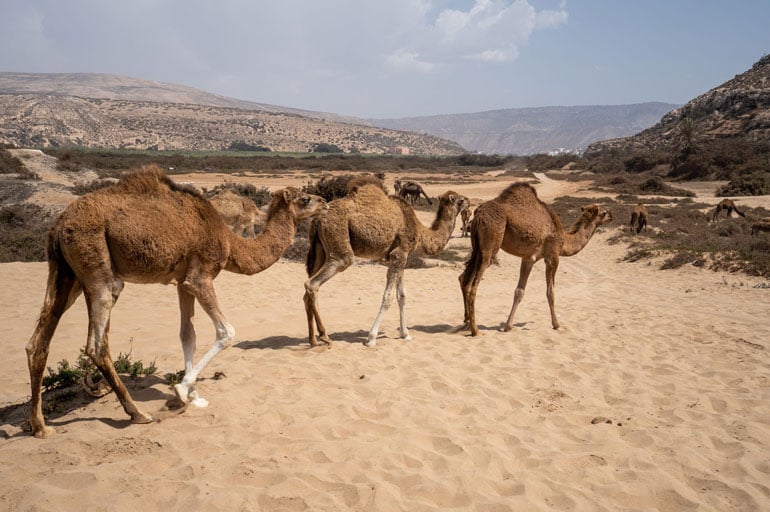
304,184,469,347
751,218,770,235
395,178,433,205
712,198,745,222
25,164,326,438
458,183,612,336
209,189,265,237
629,203,648,234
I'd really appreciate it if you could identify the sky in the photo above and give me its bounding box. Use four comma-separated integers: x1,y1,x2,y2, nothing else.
1,0,768,119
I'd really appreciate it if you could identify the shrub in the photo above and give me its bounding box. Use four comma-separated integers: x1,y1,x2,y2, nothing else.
0,147,24,174
717,173,770,196
0,204,51,262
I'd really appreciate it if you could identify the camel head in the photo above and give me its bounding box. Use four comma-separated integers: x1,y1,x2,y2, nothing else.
579,204,612,226
270,187,327,221
436,191,470,214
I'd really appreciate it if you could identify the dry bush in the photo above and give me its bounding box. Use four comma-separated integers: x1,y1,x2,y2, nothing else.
0,204,51,262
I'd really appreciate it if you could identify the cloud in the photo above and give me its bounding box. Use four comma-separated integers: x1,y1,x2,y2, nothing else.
385,49,438,73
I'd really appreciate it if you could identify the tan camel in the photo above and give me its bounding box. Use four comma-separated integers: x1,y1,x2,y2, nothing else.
629,203,648,234
458,183,612,336
712,198,745,222
751,218,770,235
25,164,326,438
209,189,265,237
304,184,469,347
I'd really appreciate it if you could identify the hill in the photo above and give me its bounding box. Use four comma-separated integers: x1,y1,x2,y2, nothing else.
369,102,678,155
585,54,770,157
0,73,464,155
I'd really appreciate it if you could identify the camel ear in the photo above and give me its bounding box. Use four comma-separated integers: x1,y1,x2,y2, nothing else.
282,188,296,202
447,193,457,203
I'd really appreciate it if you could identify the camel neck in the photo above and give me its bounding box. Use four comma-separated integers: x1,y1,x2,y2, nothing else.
561,220,598,256
420,205,457,255
225,207,296,275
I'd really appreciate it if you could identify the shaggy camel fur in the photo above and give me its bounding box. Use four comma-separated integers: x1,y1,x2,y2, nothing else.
209,189,265,237
25,165,326,438
394,179,433,205
712,198,745,222
751,218,770,235
304,184,469,347
629,203,648,234
459,183,612,336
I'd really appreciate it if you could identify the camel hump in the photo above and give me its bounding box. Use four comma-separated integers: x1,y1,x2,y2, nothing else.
112,164,200,198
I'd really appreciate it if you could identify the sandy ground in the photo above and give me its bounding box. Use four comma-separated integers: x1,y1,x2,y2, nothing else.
1,170,769,511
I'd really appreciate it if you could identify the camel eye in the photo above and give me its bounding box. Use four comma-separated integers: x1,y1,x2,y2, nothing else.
302,197,310,205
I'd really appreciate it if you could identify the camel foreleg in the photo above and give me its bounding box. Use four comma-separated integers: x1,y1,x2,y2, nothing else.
396,271,411,341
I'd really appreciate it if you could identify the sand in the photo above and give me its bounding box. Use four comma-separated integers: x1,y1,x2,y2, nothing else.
1,173,769,511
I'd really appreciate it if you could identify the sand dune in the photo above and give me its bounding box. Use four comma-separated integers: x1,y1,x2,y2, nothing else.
1,174,769,511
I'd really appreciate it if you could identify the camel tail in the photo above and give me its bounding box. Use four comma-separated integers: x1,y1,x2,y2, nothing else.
31,231,80,341
460,220,483,289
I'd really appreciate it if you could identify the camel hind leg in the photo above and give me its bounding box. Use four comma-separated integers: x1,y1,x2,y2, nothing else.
459,219,502,336
304,253,353,347
82,275,154,425
26,258,82,438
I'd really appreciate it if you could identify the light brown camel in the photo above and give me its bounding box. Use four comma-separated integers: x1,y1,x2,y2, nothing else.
25,164,326,438
712,198,745,222
629,203,648,234
394,178,433,205
209,189,265,237
751,218,770,235
458,183,612,336
304,184,469,347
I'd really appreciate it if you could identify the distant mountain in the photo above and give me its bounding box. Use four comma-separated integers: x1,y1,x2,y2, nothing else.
585,54,770,157
369,102,679,155
0,73,463,155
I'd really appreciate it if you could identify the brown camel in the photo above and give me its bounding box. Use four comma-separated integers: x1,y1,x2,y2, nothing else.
460,207,472,237
394,178,433,205
712,198,745,222
751,218,770,235
209,188,265,237
458,183,612,336
304,184,469,347
629,203,648,234
25,164,326,438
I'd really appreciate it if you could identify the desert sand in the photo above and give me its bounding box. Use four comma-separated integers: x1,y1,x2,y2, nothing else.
1,170,769,511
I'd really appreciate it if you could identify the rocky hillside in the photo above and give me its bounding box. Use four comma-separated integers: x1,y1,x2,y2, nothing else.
370,102,678,155
586,54,770,157
0,73,464,155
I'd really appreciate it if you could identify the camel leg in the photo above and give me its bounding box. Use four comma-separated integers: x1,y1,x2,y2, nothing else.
544,257,560,329
173,275,234,407
503,258,535,332
176,285,201,404
83,277,153,424
26,264,81,438
366,261,405,347
304,256,352,347
395,271,412,341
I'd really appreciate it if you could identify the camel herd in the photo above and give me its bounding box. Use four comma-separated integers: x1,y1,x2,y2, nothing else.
23,165,769,438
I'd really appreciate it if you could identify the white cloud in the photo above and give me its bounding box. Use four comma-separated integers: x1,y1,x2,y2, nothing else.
385,49,437,73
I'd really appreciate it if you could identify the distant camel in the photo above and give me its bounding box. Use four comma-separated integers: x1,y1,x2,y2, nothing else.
25,165,326,438
394,178,433,206
460,206,473,237
629,203,648,234
712,198,745,222
751,218,770,235
209,189,265,237
459,183,612,336
304,183,468,347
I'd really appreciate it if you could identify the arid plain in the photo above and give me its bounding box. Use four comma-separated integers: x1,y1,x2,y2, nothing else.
1,157,769,511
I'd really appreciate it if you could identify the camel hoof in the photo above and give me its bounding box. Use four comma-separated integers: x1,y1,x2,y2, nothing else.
364,338,377,347
33,425,55,439
131,412,154,424
189,391,209,408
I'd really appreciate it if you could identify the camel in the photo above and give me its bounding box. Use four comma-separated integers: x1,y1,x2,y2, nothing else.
458,183,612,336
25,164,326,438
394,178,433,206
460,207,472,237
751,218,770,235
629,203,648,234
712,198,745,222
209,188,265,237
304,183,469,347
